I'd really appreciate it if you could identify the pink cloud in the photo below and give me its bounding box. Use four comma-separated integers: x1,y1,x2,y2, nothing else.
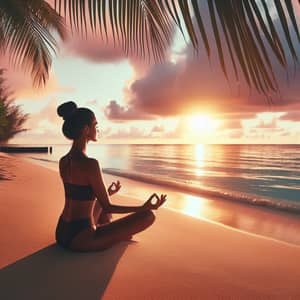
220,120,243,130
63,35,126,63
86,99,97,106
279,111,300,122
228,130,244,139
162,118,187,139
104,100,156,121
122,6,300,120
99,127,112,138
107,127,148,139
255,119,278,129
122,39,300,119
218,113,257,120
125,51,300,119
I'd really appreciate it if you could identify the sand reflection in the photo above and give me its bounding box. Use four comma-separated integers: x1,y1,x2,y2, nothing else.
182,195,208,218
179,192,300,246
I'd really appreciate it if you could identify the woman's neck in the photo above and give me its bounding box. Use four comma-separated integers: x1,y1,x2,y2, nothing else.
70,138,87,157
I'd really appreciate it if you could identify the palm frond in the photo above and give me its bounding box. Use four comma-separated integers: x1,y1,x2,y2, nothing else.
285,0,300,42
0,0,66,87
166,0,300,94
55,0,300,95
55,0,174,62
1,0,299,93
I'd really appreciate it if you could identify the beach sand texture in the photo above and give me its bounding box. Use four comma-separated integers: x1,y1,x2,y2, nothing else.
1,153,300,300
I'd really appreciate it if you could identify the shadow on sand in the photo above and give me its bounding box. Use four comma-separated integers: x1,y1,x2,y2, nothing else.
0,242,131,299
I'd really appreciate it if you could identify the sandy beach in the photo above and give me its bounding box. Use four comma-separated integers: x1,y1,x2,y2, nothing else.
1,153,300,300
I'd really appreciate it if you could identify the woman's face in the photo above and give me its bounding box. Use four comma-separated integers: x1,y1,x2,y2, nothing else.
87,116,98,142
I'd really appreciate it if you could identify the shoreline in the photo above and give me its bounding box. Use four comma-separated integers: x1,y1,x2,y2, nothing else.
12,144,300,214
20,154,300,247
1,153,300,299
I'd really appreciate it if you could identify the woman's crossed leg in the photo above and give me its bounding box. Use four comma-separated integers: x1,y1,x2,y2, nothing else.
69,210,155,251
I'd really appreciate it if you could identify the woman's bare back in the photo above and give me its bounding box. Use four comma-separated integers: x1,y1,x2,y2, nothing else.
59,154,96,221
59,154,93,184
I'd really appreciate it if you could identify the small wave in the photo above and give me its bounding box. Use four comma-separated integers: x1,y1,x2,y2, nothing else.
103,168,300,215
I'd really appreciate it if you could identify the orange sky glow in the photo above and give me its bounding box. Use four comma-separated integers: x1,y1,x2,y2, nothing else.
1,1,300,145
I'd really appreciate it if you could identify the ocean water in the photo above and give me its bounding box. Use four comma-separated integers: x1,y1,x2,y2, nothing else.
13,143,300,214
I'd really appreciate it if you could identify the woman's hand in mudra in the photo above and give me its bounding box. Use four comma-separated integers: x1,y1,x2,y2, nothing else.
143,193,167,210
108,180,121,196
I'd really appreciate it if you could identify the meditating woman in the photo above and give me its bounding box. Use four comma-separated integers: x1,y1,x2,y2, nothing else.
55,101,167,251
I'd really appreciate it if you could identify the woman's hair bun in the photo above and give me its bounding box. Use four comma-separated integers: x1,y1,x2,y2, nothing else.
57,101,78,120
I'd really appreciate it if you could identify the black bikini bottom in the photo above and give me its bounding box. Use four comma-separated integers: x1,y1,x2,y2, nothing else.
55,216,92,248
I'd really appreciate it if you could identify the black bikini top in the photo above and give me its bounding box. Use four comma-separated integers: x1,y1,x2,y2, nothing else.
63,154,95,201
63,182,95,201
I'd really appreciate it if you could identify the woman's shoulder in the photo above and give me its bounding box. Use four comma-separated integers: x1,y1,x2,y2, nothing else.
59,154,99,171
59,155,67,167
86,157,100,168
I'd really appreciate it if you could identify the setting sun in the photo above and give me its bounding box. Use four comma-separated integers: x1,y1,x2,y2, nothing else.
188,114,218,132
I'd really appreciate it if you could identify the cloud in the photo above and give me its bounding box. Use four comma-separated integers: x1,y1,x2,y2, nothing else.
220,120,243,130
107,127,148,139
162,118,187,139
218,113,257,120
255,119,278,129
85,99,98,106
104,100,156,121
106,119,183,141
125,50,300,119
279,111,300,122
280,131,292,137
228,130,244,139
63,35,126,63
151,125,165,133
99,127,112,138
122,4,300,120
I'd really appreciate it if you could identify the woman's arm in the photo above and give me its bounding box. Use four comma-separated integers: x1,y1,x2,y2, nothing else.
88,159,145,214
89,159,166,213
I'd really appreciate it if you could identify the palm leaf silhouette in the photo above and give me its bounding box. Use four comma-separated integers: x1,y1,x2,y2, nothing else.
55,0,300,95
0,0,66,87
1,1,299,93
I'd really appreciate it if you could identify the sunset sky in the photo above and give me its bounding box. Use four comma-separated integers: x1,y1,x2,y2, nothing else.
2,1,300,144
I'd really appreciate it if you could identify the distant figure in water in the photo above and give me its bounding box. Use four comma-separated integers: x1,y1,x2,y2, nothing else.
55,101,166,251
